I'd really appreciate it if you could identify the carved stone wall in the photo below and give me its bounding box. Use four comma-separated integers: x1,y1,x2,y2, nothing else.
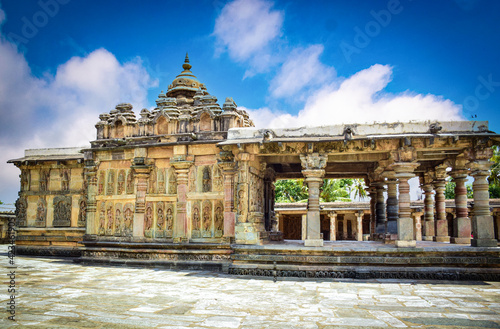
202,200,212,238
35,197,47,227
77,197,87,228
144,202,154,237
168,168,177,194
52,196,71,227
117,170,125,195
202,166,211,192
98,171,105,195
126,170,134,194
192,201,201,238
214,201,224,237
123,203,134,236
106,170,115,196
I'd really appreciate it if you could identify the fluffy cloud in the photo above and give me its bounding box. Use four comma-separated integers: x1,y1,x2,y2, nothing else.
0,28,157,207
269,45,335,98
249,64,465,128
213,0,283,76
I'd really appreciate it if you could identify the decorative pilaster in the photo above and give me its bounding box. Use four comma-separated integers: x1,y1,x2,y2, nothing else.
84,151,98,235
394,162,419,248
328,211,337,241
356,211,364,241
422,178,435,241
131,156,151,238
433,166,449,242
412,208,423,241
300,153,327,247
383,171,398,243
470,160,497,247
218,151,237,241
171,156,193,243
450,169,471,244
367,186,377,239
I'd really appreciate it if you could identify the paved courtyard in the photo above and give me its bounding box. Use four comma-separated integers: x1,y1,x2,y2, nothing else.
1,246,500,328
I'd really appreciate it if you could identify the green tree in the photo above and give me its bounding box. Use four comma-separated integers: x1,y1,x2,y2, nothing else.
274,179,308,203
275,178,366,203
320,179,351,202
444,179,473,199
488,145,500,199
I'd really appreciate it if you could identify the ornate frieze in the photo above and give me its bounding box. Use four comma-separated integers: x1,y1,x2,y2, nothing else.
15,197,27,227
52,196,71,227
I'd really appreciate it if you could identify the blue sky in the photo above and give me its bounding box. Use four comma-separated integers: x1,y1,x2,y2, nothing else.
0,0,499,208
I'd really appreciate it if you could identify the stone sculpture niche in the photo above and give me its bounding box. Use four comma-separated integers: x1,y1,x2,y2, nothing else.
52,196,71,227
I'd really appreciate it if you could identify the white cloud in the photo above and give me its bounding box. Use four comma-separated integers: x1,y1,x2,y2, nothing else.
213,0,283,76
269,44,335,98
0,34,157,207
247,64,465,128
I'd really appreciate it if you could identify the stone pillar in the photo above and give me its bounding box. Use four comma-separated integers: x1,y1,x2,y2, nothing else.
394,162,419,248
219,157,237,241
422,181,435,241
301,214,307,240
343,218,348,240
356,211,364,241
328,211,337,241
470,161,497,247
374,182,386,237
412,209,423,241
367,186,377,239
300,153,327,247
450,170,471,244
496,213,500,240
433,170,450,242
171,158,193,243
384,171,398,242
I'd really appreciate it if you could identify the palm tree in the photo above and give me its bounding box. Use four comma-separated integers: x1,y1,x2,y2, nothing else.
489,145,500,186
320,179,351,202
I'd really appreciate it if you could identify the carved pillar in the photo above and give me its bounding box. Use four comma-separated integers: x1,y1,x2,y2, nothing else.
219,154,237,241
412,209,423,241
422,179,435,241
470,160,497,247
496,213,500,241
132,157,150,238
394,162,419,248
300,153,327,247
356,211,364,241
433,166,449,242
301,214,307,240
383,171,398,242
450,170,471,244
374,182,386,237
171,157,193,243
367,186,377,239
84,153,98,235
328,211,337,241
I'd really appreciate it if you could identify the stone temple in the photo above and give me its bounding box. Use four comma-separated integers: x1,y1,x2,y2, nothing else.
9,55,500,280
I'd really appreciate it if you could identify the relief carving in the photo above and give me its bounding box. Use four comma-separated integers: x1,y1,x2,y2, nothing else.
214,201,224,238
106,203,114,235
213,165,223,192
158,169,166,194
144,202,153,237
156,201,165,238
40,169,50,192
202,166,211,192
53,196,71,227
188,166,196,192
191,201,201,238
202,200,212,238
61,169,70,192
15,198,27,227
149,167,157,194
123,203,134,237
98,171,105,195
114,203,123,236
77,198,87,228
106,170,115,196
117,170,125,195
126,170,134,194
35,197,47,227
165,203,174,237
98,201,106,235
168,169,177,194
300,153,327,170
21,170,30,191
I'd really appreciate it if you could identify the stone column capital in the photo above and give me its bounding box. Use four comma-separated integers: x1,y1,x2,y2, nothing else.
300,153,327,170
450,169,469,179
301,169,325,180
393,162,419,175
328,211,337,219
470,160,493,174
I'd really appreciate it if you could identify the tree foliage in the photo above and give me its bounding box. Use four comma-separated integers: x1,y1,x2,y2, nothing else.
274,178,367,203
444,180,473,199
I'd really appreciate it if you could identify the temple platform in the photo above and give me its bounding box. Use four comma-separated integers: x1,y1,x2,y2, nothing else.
229,240,500,281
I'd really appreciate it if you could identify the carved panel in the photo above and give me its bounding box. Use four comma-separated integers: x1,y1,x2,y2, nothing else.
249,172,264,213
202,200,212,238
98,171,105,195
123,203,134,237
214,201,224,237
144,202,153,237
40,169,49,192
15,197,27,227
202,166,211,192
149,167,157,194
77,198,87,228
158,169,166,194
213,165,223,192
98,201,106,235
114,203,123,236
168,168,177,194
156,201,165,238
188,165,197,192
191,201,201,238
106,202,114,235
35,197,47,227
126,170,134,194
117,170,125,195
21,170,30,191
165,203,174,237
53,196,71,227
106,170,115,196
61,169,70,192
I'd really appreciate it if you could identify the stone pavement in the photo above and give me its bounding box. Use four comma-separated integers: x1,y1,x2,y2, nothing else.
1,246,500,328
